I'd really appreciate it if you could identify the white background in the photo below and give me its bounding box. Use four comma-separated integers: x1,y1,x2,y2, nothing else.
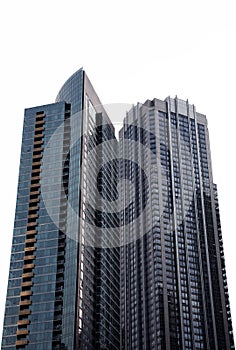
0,0,235,344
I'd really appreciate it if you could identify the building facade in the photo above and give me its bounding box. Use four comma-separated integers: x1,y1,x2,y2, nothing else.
1,69,234,350
1,69,120,350
120,97,234,349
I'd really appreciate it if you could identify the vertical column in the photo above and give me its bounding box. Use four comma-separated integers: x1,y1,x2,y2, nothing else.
166,97,184,349
156,108,171,350
173,98,195,349
193,109,218,349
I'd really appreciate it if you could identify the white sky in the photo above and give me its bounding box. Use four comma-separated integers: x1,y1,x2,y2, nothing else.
0,0,236,343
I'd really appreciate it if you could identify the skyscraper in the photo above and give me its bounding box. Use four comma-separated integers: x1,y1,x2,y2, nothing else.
1,69,120,350
119,97,234,349
1,69,234,350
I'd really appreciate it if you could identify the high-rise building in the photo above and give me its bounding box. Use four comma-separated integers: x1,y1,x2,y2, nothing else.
1,69,234,350
1,69,120,350
119,98,234,349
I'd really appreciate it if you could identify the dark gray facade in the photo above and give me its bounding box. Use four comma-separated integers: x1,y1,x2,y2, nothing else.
120,97,234,349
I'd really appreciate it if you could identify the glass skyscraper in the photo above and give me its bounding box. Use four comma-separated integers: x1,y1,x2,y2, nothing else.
1,69,234,350
1,69,120,350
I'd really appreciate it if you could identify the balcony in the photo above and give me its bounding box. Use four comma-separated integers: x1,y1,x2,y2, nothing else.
25,238,37,244
53,324,62,332
27,223,37,230
22,281,33,287
35,125,45,131
54,305,62,312
34,139,43,145
28,205,39,211
23,263,35,270
16,339,28,346
20,291,32,297
28,214,38,220
22,272,34,278
16,329,29,336
30,189,40,196
24,255,35,261
29,197,39,204
56,269,64,275
29,201,39,209
57,259,65,266
24,246,36,252
32,154,42,161
34,133,44,139
26,229,37,235
31,168,41,175
35,112,45,118
18,319,30,326
19,309,31,316
20,300,32,306
54,314,62,321
35,120,45,126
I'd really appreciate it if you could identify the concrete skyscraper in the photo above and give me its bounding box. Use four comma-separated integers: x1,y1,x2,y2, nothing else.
1,69,234,350
119,98,234,349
